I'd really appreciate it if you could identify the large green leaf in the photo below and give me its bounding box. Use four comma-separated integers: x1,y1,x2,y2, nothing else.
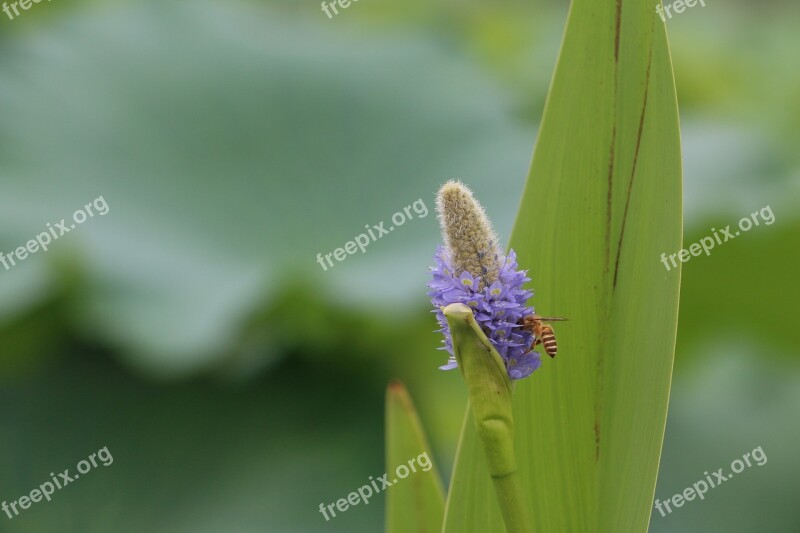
385,381,445,533
443,0,682,531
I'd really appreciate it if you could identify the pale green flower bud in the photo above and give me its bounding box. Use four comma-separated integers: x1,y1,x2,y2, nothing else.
435,180,502,288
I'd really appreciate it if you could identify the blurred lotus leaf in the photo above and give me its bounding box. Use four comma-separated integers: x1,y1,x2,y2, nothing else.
0,0,534,376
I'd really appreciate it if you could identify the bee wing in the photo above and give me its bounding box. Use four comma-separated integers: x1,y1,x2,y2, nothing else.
538,317,569,321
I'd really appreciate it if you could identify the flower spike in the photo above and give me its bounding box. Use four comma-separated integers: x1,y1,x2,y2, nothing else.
428,181,541,380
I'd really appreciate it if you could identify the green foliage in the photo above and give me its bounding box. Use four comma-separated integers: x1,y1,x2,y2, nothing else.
442,0,683,531
385,381,445,533
0,0,532,377
1,2,795,532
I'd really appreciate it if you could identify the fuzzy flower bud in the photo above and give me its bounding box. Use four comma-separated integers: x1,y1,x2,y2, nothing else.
436,181,503,288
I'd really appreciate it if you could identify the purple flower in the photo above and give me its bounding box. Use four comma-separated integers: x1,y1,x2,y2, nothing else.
428,246,541,380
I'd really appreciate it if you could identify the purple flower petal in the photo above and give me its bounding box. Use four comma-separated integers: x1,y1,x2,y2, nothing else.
428,247,538,380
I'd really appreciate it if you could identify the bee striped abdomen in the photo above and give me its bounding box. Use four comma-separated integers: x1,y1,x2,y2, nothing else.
540,327,558,357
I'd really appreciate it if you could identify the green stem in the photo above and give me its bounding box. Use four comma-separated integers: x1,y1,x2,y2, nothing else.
492,470,530,533
443,303,532,533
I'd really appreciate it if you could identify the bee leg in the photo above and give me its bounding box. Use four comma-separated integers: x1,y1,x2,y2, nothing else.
522,337,541,356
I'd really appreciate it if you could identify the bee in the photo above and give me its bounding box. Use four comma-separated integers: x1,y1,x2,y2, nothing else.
520,314,568,358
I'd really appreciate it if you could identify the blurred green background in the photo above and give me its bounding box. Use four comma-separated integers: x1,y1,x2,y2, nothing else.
0,0,797,531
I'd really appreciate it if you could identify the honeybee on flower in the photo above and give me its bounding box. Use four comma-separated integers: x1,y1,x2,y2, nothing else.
427,180,559,380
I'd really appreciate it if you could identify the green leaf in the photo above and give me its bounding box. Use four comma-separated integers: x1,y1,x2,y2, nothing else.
443,0,683,531
385,381,445,533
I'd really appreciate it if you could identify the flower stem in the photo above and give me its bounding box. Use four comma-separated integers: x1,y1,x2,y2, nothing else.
490,470,530,533
443,303,532,533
